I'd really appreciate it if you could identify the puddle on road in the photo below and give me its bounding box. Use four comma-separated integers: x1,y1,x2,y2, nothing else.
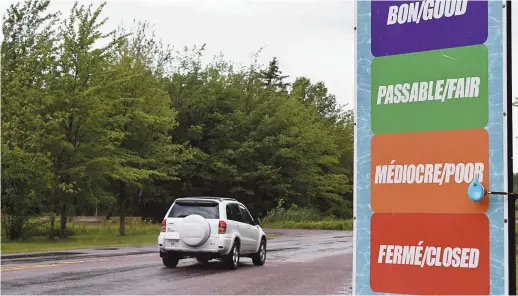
2,251,87,265
2,251,85,260
267,247,301,252
93,248,119,251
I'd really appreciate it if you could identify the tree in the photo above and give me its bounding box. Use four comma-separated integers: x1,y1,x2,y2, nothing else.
1,0,59,239
45,1,120,237
291,77,342,122
91,23,191,235
259,57,290,93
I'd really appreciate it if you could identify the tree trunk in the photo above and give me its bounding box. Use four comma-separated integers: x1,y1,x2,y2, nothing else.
7,216,26,240
49,184,60,239
59,203,68,238
119,180,126,236
48,213,55,239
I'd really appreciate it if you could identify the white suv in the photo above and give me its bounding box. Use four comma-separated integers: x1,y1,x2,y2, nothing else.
157,196,267,270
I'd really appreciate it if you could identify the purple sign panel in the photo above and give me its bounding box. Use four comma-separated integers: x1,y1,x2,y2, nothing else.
371,0,488,57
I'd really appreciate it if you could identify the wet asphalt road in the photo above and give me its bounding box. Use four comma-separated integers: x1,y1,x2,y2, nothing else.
1,229,353,295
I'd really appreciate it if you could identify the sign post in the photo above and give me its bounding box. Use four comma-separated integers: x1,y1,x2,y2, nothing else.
352,0,513,294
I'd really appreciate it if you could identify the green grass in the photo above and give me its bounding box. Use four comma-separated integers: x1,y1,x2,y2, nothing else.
262,219,353,230
1,220,161,253
1,233,158,253
260,205,353,230
22,219,160,236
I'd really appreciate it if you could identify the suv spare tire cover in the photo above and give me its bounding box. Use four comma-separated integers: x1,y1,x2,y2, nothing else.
179,214,211,247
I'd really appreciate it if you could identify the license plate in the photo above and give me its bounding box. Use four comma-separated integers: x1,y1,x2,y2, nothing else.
165,239,179,248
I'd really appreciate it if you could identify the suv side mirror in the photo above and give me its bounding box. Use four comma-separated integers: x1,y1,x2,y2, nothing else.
255,218,261,226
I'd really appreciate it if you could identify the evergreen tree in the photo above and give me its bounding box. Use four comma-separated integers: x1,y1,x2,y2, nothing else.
259,57,290,92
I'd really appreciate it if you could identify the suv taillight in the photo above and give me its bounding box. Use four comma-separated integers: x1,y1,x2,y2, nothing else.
161,219,166,232
218,220,227,234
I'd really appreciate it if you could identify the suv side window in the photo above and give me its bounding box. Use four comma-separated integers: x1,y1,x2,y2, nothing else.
226,204,234,220
239,204,254,225
229,203,243,222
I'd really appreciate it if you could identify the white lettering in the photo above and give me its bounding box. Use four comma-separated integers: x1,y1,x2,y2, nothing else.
375,77,481,105
374,162,485,185
378,242,481,269
386,0,470,25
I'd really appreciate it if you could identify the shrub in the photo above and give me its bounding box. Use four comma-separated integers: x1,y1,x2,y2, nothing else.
261,199,352,230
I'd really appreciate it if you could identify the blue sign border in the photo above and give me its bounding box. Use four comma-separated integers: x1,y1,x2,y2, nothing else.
352,1,508,294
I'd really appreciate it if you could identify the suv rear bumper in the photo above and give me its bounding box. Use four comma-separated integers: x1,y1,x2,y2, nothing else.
160,249,227,259
158,234,233,256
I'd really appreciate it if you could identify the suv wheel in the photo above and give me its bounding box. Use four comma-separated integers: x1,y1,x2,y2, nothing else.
224,241,240,270
162,255,179,268
252,239,266,266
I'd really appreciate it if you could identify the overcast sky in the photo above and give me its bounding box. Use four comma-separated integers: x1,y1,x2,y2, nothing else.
1,0,518,172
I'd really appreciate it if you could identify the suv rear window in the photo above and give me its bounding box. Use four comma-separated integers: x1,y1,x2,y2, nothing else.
168,200,220,219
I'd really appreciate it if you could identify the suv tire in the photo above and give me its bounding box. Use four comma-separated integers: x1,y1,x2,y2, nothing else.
224,240,240,270
252,238,266,266
162,255,179,268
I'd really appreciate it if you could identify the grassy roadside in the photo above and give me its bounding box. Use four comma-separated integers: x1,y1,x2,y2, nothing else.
1,221,281,254
262,219,353,231
1,234,158,253
1,221,161,253
260,205,353,231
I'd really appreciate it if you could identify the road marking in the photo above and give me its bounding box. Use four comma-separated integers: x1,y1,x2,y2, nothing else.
1,258,108,272
1,263,61,271
62,260,85,264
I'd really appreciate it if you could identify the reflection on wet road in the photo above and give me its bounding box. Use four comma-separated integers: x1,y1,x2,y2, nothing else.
1,229,353,295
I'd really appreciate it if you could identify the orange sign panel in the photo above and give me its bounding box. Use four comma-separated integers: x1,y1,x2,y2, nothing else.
371,128,489,213
370,213,490,295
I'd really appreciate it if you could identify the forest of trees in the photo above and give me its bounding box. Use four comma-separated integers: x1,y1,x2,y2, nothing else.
1,0,354,239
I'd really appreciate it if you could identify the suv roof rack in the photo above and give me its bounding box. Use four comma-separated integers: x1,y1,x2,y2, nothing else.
175,196,237,202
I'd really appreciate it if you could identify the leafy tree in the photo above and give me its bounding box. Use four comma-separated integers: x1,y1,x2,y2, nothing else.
90,22,191,235
1,0,58,239
291,77,342,122
45,1,120,237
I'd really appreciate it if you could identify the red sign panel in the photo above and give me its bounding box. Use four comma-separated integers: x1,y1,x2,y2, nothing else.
370,213,490,295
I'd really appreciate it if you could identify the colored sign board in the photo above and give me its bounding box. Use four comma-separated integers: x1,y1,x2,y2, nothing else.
371,0,488,57
353,0,509,295
370,213,490,295
371,129,489,213
371,45,488,134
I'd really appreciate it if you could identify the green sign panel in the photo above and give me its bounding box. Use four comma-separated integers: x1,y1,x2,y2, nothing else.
371,45,488,134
